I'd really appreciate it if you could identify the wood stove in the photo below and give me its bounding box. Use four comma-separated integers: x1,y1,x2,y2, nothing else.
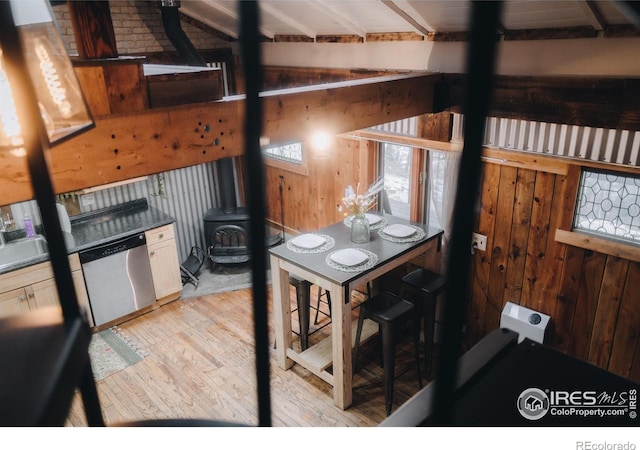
204,157,281,266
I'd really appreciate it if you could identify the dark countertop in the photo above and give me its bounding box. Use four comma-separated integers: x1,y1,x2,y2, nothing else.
0,199,175,275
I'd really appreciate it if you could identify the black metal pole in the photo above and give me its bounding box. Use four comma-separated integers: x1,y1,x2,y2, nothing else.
0,1,105,426
0,2,82,325
431,0,502,425
239,0,272,427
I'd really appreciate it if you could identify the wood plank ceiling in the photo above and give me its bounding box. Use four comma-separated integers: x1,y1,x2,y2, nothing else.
179,0,640,42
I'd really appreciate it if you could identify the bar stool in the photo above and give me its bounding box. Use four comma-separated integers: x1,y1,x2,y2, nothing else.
353,291,422,416
401,268,447,380
289,274,312,351
313,288,331,325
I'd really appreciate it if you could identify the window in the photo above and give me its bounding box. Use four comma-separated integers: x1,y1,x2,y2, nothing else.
378,141,460,241
263,141,308,175
574,169,640,244
379,142,414,220
263,141,303,165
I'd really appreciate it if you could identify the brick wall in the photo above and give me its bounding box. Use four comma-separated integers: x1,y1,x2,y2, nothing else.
53,0,229,57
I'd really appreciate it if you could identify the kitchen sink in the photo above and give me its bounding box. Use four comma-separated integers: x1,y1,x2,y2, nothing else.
0,235,48,269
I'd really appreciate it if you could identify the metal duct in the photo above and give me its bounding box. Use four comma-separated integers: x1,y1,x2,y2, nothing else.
216,157,238,214
159,0,206,66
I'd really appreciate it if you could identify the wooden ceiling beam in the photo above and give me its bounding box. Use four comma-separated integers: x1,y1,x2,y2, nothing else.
0,72,440,204
448,74,640,131
503,26,598,40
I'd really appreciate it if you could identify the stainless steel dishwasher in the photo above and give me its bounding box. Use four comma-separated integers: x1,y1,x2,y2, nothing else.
79,232,156,327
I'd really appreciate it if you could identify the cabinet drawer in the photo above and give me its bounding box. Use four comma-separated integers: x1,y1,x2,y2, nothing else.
145,224,175,246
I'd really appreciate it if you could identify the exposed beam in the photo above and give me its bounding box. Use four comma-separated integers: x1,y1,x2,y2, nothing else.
381,0,432,37
1,73,440,204
273,35,315,43
308,0,366,37
604,24,640,37
582,1,607,31
503,26,598,40
260,2,315,38
448,74,640,131
428,31,470,42
179,13,235,42
366,32,424,42
179,0,240,39
315,35,364,43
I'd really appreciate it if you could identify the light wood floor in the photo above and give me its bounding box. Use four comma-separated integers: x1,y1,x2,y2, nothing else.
67,285,429,427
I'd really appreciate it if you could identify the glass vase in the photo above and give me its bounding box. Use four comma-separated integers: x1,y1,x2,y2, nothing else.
350,214,370,244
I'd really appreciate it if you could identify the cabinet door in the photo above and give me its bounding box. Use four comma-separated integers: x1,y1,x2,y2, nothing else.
29,278,62,312
0,288,30,318
148,239,182,300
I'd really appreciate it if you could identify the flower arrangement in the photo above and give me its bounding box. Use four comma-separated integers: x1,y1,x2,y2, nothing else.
338,178,384,217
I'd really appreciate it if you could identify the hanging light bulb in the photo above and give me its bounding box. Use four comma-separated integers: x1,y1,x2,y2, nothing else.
310,131,332,160
0,49,25,155
5,0,94,148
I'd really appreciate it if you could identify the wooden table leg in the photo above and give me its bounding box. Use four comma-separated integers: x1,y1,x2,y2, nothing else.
270,255,293,370
330,284,352,410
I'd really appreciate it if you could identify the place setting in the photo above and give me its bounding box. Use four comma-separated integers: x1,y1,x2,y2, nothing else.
286,233,335,254
377,223,426,243
325,247,379,273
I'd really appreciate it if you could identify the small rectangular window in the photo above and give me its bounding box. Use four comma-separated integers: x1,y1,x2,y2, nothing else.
263,142,303,165
573,169,640,244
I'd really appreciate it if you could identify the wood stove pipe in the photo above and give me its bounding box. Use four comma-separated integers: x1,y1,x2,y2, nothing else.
159,0,206,67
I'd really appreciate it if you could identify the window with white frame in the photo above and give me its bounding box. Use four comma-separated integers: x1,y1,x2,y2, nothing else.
263,141,303,165
379,142,413,220
378,142,460,234
573,169,640,244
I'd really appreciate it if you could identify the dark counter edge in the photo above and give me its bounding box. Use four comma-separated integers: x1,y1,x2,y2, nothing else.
0,199,175,275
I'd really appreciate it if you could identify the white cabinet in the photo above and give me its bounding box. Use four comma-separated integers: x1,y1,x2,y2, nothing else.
145,224,182,302
0,254,93,326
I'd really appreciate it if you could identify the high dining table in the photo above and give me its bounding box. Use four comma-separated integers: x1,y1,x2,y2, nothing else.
269,213,443,410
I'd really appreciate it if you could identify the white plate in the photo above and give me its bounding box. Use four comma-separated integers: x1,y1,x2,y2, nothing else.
291,233,327,249
365,213,382,225
382,224,416,238
330,249,369,267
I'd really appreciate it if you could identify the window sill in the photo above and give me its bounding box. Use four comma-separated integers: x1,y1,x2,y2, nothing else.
264,157,308,176
555,229,640,263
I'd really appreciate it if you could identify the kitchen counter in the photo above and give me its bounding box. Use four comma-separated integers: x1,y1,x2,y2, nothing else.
0,199,175,275
70,198,175,251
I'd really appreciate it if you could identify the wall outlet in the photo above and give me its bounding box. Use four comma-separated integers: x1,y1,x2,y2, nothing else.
472,232,487,252
81,193,95,207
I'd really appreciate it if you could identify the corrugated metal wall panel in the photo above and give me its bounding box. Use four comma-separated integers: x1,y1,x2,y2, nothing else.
369,117,418,136
454,113,640,167
76,162,219,261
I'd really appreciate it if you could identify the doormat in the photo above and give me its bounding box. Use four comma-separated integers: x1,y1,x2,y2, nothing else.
89,326,148,381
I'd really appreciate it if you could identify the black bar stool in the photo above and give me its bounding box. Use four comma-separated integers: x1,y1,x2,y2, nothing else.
289,274,312,351
401,268,447,380
313,288,331,325
353,291,422,416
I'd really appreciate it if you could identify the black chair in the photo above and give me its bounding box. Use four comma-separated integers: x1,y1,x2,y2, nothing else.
401,268,447,380
208,224,250,267
353,291,422,416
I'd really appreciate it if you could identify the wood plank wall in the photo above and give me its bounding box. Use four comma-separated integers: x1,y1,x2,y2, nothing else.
263,136,375,233
466,159,640,383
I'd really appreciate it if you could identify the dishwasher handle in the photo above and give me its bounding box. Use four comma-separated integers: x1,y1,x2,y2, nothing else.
79,232,147,264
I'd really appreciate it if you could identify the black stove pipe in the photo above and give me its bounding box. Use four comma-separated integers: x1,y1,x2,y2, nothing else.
159,0,206,66
216,157,238,214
